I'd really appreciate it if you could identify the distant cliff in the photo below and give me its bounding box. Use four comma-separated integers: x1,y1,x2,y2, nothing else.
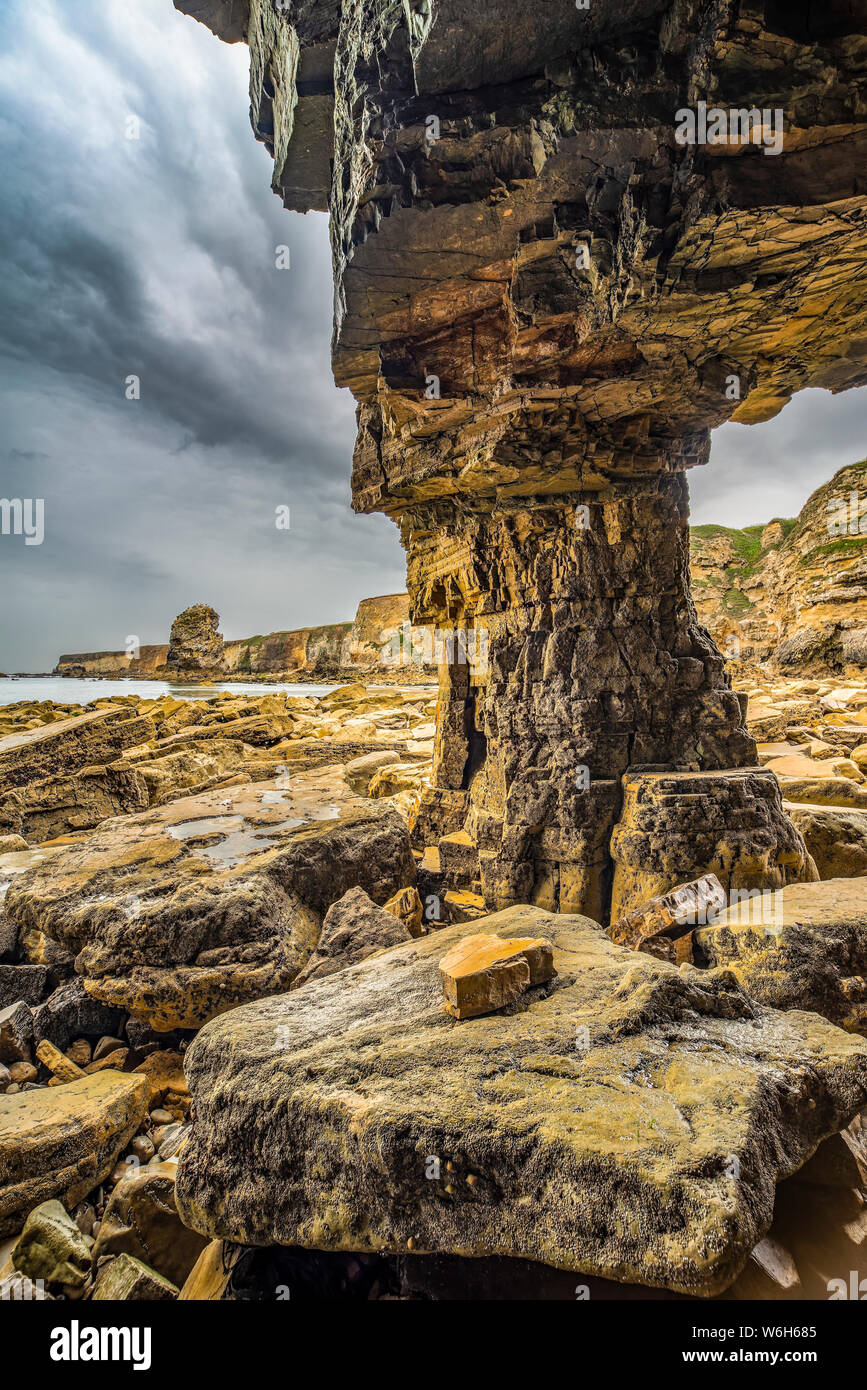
690,460,867,671
55,593,413,680
55,645,169,678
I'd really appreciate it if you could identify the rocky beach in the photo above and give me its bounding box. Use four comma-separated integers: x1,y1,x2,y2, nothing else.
2,0,867,1341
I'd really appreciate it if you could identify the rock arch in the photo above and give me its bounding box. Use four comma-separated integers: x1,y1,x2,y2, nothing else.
176,0,867,916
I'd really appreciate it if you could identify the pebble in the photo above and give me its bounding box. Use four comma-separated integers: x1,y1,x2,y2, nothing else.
93,1035,126,1062
8,1061,37,1085
73,1203,95,1237
131,1134,155,1163
149,1108,173,1126
65,1038,92,1067
0,1062,10,1093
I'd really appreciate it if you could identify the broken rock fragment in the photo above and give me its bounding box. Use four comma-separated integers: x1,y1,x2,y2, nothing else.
0,1070,149,1236
608,874,726,962
439,932,556,1019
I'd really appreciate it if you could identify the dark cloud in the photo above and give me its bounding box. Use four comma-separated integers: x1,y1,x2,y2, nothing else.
0,0,863,671
0,0,405,671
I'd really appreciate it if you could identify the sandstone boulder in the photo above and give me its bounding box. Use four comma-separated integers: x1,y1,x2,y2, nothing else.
92,1162,208,1286
12,1199,92,1288
786,803,867,880
693,879,867,1035
291,886,413,989
92,1252,178,1301
0,1071,149,1236
609,768,817,920
4,770,416,1030
175,906,867,1296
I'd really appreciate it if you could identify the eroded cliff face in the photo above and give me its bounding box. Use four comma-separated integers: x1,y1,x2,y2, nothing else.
691,460,867,670
175,0,867,915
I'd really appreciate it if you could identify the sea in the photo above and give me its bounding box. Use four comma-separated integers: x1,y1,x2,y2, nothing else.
0,677,339,708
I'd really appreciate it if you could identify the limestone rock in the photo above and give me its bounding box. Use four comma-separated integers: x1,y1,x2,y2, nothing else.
175,906,867,1296
383,885,425,937
786,804,867,880
172,0,867,914
92,1252,178,1301
0,964,51,1010
35,1039,85,1083
609,875,726,960
0,765,150,843
0,1071,149,1236
609,769,817,920
4,771,416,1030
32,978,124,1053
693,879,867,1035
92,1162,208,1286
344,750,401,795
165,603,225,674
291,886,413,989
0,1001,32,1064
0,707,155,798
12,1199,92,1288
439,932,555,1019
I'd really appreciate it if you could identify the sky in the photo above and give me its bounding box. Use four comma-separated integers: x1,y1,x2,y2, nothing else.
0,0,864,672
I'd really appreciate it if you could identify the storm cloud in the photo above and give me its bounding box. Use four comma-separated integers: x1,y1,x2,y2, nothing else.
0,0,863,671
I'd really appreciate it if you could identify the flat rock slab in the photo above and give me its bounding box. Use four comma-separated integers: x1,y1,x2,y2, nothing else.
3,770,415,1030
0,1071,149,1237
693,877,867,1035
175,906,867,1296
439,933,555,1018
0,707,155,796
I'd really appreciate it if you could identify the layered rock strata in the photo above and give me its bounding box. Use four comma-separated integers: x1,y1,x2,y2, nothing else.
691,460,867,670
175,0,867,916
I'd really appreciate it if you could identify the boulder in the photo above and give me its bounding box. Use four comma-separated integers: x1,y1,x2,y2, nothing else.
0,911,18,961
175,906,867,1297
344,750,401,795
608,874,726,961
693,878,867,1034
786,803,867,880
32,979,124,1052
92,1162,208,1286
0,766,149,842
383,885,425,937
439,932,555,1019
0,1001,32,1063
0,965,53,1009
777,777,867,810
291,886,413,989
609,768,817,921
4,771,416,1030
92,1252,178,1301
12,1199,91,1288
0,1071,149,1235
0,707,155,797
